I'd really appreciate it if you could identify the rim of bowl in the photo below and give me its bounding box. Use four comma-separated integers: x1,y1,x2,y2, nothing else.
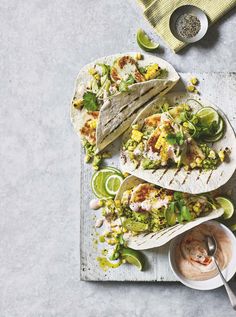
168,220,236,290
169,5,209,44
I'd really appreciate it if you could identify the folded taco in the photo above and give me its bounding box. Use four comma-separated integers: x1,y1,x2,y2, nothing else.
101,175,223,250
70,53,179,168
120,93,236,194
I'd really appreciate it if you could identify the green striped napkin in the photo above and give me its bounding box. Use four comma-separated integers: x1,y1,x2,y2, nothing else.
136,0,236,52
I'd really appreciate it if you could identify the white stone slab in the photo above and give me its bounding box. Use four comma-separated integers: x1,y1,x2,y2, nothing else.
80,72,236,281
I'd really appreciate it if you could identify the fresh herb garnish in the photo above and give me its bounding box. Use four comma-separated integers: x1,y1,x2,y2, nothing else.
138,66,147,75
165,192,192,225
83,92,99,111
156,68,168,79
97,63,110,76
166,132,184,146
118,75,135,92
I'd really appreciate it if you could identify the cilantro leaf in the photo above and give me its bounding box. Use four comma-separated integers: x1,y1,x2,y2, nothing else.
176,132,184,145
118,75,135,92
156,68,168,79
83,92,99,111
138,66,147,75
174,191,183,200
166,133,177,145
97,63,110,76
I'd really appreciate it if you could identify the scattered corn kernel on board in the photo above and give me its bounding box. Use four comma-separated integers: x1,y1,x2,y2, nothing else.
80,72,236,281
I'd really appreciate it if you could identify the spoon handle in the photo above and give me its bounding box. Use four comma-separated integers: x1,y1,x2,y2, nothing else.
214,258,236,310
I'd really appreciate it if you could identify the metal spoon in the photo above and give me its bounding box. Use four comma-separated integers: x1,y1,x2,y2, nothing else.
206,235,236,310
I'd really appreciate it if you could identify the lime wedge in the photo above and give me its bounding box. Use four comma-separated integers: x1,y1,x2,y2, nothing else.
136,29,159,52
196,107,219,126
105,174,124,196
91,167,122,199
121,248,145,271
215,196,234,220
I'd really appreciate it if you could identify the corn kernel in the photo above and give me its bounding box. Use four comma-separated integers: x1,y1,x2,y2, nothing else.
114,200,121,208
106,200,114,207
183,122,189,128
208,150,216,159
135,52,142,60
196,157,202,165
85,155,90,163
123,172,130,178
218,150,225,162
107,239,116,245
73,98,83,110
99,235,105,243
128,146,135,151
88,119,97,129
89,68,97,75
131,129,143,142
190,77,198,85
187,85,195,92
190,162,197,169
94,73,100,81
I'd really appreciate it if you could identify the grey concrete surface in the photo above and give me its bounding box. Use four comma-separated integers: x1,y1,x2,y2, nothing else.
1,0,236,316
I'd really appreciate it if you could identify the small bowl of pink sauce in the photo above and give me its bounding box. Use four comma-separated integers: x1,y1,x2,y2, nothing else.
169,221,236,290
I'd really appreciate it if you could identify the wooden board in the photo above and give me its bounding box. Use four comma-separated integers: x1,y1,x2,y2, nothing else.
80,72,236,281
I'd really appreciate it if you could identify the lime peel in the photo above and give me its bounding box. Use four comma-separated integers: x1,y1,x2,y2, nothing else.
215,196,234,220
91,167,123,199
121,247,145,271
136,29,159,52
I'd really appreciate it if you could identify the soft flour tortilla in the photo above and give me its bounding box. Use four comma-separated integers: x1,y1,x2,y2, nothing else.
116,175,224,250
120,93,236,194
70,52,179,152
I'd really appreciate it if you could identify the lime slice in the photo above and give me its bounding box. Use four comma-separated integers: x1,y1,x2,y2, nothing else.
214,117,225,135
136,29,159,52
91,167,122,199
230,224,236,232
123,219,149,232
215,197,234,220
204,130,224,143
121,248,145,271
196,107,219,126
105,174,124,196
187,121,197,137
105,166,123,176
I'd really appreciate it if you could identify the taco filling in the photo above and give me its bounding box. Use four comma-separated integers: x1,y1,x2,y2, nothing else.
100,182,216,245
123,102,229,171
72,54,169,169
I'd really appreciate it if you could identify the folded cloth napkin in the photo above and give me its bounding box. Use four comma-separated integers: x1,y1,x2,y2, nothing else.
136,0,236,53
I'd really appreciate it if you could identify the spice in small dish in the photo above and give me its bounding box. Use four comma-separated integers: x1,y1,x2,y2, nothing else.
176,13,201,39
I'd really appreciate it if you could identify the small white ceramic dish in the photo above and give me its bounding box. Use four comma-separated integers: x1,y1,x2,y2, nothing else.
169,5,209,43
169,221,236,290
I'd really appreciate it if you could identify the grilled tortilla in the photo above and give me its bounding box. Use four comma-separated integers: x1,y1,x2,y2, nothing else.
120,93,236,194
115,176,224,250
70,52,179,153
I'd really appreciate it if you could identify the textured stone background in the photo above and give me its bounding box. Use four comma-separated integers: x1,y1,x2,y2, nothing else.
1,0,236,316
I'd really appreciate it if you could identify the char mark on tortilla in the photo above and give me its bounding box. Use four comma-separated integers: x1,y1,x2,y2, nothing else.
99,86,169,144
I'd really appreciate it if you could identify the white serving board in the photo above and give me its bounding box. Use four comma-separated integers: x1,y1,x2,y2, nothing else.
80,72,236,281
